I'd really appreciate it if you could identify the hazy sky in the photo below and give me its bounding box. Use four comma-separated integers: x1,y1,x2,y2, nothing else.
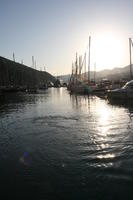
0,0,133,75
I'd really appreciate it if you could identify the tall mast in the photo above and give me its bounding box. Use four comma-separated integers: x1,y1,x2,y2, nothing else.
84,53,86,81
79,55,82,81
94,62,96,83
69,62,73,83
71,62,74,82
129,38,133,80
75,52,78,83
88,36,91,83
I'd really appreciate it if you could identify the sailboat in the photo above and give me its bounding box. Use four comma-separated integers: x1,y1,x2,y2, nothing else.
68,36,92,94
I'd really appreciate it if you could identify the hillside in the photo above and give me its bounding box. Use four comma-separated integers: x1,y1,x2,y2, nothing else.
94,65,133,81
0,56,55,87
59,65,133,82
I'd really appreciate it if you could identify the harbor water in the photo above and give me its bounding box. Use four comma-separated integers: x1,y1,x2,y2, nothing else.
0,88,133,199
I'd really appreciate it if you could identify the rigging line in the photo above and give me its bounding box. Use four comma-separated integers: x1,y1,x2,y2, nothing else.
80,53,86,72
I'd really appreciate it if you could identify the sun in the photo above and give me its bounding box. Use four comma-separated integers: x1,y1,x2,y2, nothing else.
91,32,125,71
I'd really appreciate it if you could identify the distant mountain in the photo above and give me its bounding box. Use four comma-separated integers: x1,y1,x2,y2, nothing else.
59,65,133,82
95,65,133,81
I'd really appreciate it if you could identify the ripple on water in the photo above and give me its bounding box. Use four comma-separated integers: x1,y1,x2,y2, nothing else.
0,90,133,199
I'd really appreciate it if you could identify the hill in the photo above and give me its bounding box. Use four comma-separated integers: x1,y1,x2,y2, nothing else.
59,65,133,82
94,65,133,81
0,56,55,88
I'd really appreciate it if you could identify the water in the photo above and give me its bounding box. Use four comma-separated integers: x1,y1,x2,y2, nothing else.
0,88,133,199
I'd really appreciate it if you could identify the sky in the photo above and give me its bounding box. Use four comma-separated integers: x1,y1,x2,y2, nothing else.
0,0,133,75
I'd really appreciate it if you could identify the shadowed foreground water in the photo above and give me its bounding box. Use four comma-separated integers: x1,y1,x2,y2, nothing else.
0,88,133,199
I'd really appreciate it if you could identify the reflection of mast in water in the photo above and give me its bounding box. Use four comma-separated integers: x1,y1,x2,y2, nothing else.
70,94,78,109
128,105,133,121
88,96,91,113
70,94,91,112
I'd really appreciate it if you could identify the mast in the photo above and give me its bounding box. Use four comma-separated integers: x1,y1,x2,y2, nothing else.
94,62,96,83
75,52,78,83
88,36,91,83
129,38,133,80
71,62,74,82
79,55,82,81
32,56,34,68
69,62,73,83
84,53,86,82
13,52,15,62
34,61,36,70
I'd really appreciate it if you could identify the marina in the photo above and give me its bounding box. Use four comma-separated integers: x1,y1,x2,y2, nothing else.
1,0,133,199
67,37,133,101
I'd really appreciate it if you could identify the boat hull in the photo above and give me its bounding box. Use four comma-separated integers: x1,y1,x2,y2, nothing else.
68,84,92,95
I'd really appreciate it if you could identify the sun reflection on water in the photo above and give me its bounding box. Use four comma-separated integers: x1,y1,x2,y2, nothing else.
98,104,110,125
97,153,115,159
94,100,116,163
70,96,127,165
96,101,114,138
100,143,109,149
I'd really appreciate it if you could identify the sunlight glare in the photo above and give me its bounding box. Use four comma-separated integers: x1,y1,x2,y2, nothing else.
98,104,109,123
97,103,112,137
92,32,124,71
